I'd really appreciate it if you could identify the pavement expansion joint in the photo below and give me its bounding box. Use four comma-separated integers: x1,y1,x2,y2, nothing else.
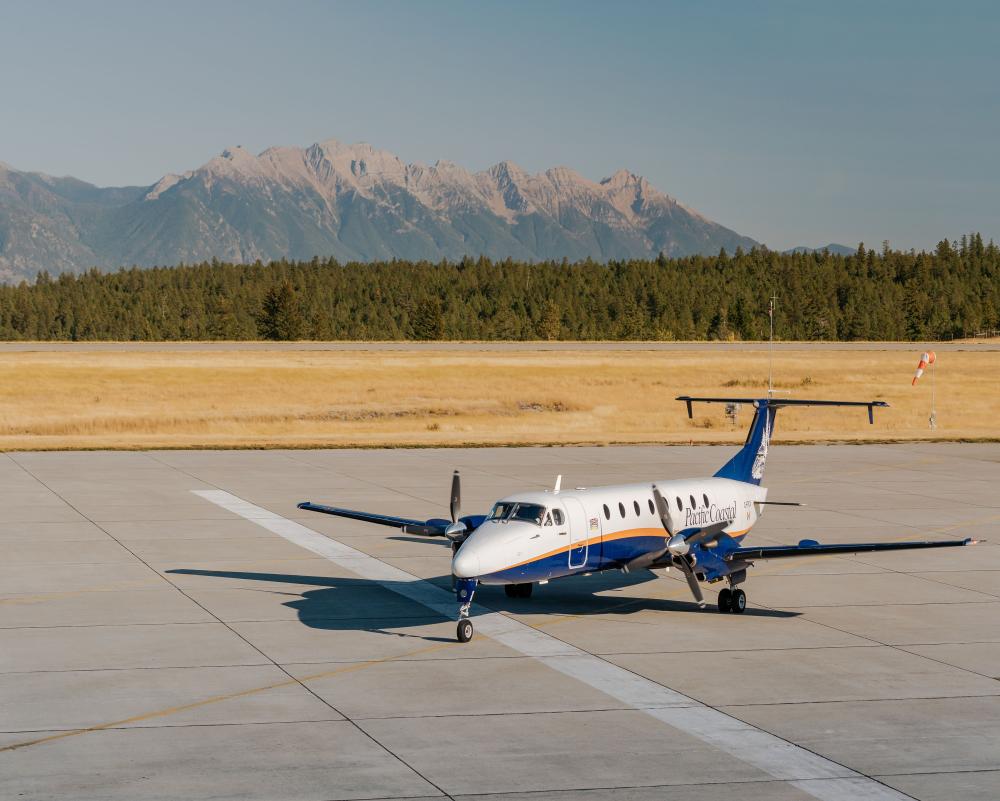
2,446,996,801
189,486,941,801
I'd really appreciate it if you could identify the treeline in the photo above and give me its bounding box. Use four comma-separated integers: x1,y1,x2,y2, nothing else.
0,236,997,341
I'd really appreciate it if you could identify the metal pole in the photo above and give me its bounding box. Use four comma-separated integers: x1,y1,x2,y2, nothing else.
929,357,937,429
768,295,776,397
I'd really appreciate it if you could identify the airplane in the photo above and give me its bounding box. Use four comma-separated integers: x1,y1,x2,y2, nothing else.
299,396,978,643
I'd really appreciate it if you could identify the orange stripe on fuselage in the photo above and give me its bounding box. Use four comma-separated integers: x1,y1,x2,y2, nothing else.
501,525,751,572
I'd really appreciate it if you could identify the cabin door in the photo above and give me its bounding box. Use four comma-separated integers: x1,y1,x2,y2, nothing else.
562,497,592,569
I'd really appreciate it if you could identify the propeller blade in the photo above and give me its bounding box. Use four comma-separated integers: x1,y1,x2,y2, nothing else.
686,520,732,547
401,471,469,540
652,484,706,606
651,484,674,535
450,470,461,524
676,558,705,606
668,519,733,555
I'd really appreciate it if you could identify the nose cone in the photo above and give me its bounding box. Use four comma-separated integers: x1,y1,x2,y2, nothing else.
452,546,481,578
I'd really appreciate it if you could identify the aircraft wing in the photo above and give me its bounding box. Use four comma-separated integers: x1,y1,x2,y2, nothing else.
299,470,484,539
727,537,978,561
297,501,430,530
297,501,458,536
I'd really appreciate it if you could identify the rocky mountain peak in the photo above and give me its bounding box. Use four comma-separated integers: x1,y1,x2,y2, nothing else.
0,138,758,281
602,168,645,189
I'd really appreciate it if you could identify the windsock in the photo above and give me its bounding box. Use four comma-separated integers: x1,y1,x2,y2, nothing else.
912,351,936,385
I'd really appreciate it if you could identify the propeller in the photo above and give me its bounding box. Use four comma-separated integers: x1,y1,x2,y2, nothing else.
651,484,712,607
667,520,731,556
445,470,466,539
402,470,469,541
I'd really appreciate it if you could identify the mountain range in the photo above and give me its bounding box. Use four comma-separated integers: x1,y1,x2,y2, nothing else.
0,139,761,281
783,243,855,256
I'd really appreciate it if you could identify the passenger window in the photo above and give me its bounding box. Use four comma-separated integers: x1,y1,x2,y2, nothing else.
553,509,564,525
618,502,626,518
603,504,610,520
633,500,640,516
703,493,709,507
690,495,697,509
676,497,683,511
544,512,553,526
648,498,655,514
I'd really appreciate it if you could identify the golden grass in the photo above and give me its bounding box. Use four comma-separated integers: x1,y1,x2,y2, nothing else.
0,347,996,450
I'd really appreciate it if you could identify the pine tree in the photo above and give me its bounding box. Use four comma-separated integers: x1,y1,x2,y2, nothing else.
412,297,444,340
537,300,562,340
258,281,304,340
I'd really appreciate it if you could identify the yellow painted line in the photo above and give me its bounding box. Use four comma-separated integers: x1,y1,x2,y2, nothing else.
0,576,694,755
4,510,989,754
0,638,455,754
0,579,162,606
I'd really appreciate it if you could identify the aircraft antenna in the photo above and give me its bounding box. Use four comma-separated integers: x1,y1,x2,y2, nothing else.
767,294,777,397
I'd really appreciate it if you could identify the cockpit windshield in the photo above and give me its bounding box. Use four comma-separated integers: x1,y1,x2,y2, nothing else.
488,502,515,520
510,503,546,525
487,501,547,526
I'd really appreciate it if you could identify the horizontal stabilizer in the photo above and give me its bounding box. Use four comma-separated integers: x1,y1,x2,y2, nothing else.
677,396,889,424
677,395,889,485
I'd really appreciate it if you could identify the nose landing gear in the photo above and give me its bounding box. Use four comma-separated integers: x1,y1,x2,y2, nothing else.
455,577,478,643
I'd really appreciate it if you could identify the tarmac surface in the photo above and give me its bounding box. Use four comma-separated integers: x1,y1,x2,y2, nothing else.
1,443,998,801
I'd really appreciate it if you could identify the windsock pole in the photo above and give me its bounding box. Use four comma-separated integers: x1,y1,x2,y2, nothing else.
912,351,937,429
930,353,936,429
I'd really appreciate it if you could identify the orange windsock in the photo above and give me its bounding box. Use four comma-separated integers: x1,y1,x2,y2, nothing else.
912,351,936,385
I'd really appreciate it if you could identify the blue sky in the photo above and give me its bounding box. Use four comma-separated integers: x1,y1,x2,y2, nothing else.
2,0,997,250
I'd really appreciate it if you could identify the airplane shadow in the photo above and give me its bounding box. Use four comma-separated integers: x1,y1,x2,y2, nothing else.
166,567,799,642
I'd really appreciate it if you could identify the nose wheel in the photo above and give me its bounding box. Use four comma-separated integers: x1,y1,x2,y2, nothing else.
457,618,474,642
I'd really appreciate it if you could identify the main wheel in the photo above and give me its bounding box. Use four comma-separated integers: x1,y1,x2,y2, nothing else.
731,588,746,614
504,584,518,598
517,582,533,599
717,588,732,613
457,618,474,642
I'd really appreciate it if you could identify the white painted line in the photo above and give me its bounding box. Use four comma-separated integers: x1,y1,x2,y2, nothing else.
193,489,912,801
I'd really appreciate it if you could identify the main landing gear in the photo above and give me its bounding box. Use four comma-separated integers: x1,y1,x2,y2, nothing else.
717,587,747,614
504,582,533,599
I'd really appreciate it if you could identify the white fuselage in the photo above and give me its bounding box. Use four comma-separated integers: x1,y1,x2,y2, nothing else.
452,477,767,584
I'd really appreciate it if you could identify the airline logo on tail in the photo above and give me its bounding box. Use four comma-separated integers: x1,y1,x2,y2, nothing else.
750,414,770,480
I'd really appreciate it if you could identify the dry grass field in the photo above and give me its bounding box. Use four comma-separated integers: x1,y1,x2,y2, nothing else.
0,346,996,450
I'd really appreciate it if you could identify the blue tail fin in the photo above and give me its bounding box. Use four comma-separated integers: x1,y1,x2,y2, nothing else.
714,402,776,485
676,396,889,486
